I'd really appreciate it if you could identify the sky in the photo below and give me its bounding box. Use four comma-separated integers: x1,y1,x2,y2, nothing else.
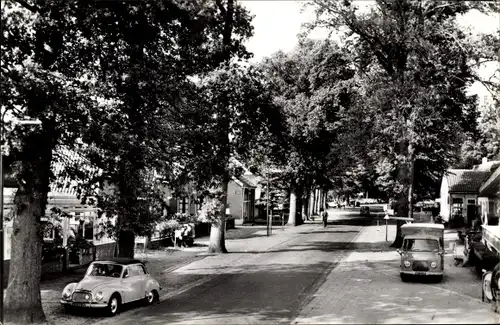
240,0,500,102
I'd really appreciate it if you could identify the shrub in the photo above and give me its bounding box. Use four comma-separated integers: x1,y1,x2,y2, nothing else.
42,241,65,264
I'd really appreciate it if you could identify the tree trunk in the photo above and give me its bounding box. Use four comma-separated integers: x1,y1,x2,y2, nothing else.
391,139,411,248
117,230,135,258
408,157,415,221
208,175,229,253
316,189,321,213
302,197,308,221
321,188,326,210
391,196,409,248
305,191,311,220
287,186,298,226
296,189,303,225
309,190,314,216
407,117,416,221
4,193,46,324
311,189,317,215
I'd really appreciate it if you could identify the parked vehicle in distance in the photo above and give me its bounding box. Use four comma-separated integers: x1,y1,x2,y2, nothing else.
397,223,445,282
327,202,339,208
360,206,370,216
60,259,162,316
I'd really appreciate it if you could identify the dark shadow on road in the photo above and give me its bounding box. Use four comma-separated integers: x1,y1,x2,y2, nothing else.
218,240,395,255
116,261,339,324
325,216,399,227
233,240,395,254
225,227,268,240
300,230,359,235
190,242,208,247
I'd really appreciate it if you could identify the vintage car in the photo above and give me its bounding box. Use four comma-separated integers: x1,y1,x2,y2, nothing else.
397,223,445,282
60,259,162,316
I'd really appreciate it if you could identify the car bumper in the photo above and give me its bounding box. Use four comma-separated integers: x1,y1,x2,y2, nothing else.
401,271,443,276
60,300,108,308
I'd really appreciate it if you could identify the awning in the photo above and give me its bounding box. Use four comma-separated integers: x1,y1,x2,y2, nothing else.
482,225,500,254
479,166,500,197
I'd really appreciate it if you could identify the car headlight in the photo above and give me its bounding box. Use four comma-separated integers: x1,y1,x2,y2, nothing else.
93,291,103,302
62,287,73,299
430,261,437,268
404,260,411,268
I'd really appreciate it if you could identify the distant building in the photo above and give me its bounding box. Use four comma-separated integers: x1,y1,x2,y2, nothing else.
440,158,500,225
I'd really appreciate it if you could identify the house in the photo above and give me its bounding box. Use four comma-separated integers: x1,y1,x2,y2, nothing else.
440,158,500,225
227,174,259,225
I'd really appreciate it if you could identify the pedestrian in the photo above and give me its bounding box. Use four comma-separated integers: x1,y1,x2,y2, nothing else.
174,227,184,247
321,208,328,228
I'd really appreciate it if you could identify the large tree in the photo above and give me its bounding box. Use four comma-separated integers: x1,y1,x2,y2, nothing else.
307,0,500,246
259,38,356,225
62,0,253,258
170,64,279,253
1,0,253,322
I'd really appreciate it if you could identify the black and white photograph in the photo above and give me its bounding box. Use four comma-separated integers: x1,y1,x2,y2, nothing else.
1,0,500,324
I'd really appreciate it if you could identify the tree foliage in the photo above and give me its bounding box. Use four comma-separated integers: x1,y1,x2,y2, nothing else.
259,39,356,220
169,64,279,252
306,0,500,245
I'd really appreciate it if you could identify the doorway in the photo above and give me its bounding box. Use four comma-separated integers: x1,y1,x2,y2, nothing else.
466,201,476,227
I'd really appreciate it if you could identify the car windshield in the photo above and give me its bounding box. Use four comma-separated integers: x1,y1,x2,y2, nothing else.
86,263,123,278
403,239,440,252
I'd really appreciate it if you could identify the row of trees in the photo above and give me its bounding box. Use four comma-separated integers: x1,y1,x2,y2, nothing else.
1,0,499,323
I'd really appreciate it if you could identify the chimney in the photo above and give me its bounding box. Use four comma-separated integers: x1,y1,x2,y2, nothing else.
482,157,488,164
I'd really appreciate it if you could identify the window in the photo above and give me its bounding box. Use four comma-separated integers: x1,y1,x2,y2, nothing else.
127,266,139,277
452,198,463,217
86,263,123,278
178,197,187,213
467,199,475,204
403,239,440,252
134,265,145,276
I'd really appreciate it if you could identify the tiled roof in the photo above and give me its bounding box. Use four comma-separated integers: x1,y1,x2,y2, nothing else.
446,169,492,193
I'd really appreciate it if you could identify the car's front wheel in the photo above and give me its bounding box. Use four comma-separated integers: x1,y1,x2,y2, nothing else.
144,289,159,306
107,293,121,316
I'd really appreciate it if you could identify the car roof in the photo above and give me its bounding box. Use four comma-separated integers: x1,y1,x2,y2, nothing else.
92,258,145,266
401,223,444,230
404,235,440,240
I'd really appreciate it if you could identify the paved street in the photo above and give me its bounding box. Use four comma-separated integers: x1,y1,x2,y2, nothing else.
88,212,499,325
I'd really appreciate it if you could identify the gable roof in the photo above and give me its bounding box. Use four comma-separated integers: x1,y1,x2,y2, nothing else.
445,169,492,193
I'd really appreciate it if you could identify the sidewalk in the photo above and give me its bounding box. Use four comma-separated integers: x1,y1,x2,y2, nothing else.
293,224,499,324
